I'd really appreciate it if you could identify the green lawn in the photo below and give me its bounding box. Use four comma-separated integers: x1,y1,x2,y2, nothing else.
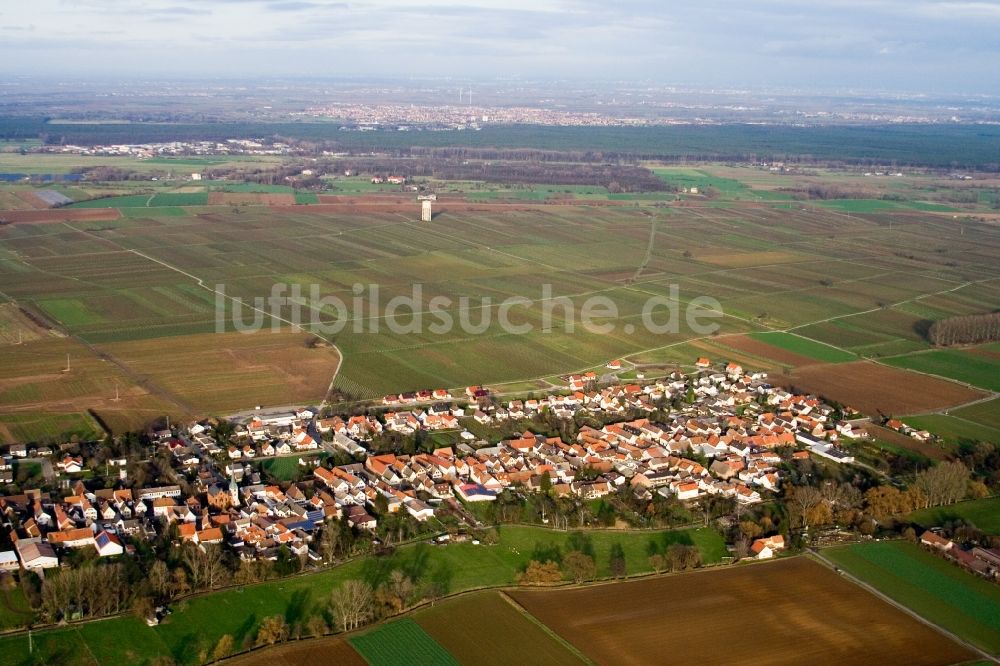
908,497,1000,534
261,453,328,481
883,349,1000,392
0,587,35,630
0,626,97,666
350,619,458,666
824,541,1000,654
904,414,1000,445
749,332,857,363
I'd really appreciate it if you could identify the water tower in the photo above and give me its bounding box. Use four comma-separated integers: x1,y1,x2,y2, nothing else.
418,194,436,222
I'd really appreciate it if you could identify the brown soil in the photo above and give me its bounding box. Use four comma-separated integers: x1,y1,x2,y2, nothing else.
226,637,365,666
511,557,974,666
770,361,985,416
721,334,822,367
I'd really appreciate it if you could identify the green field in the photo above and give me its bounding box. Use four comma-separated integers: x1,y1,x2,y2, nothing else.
66,194,155,208
952,398,1000,431
0,524,723,665
814,199,960,213
748,331,858,363
37,298,104,327
0,411,103,445
350,619,458,666
652,168,751,198
908,497,1000,534
903,413,1000,445
66,192,208,208
824,541,1000,654
883,349,1000,392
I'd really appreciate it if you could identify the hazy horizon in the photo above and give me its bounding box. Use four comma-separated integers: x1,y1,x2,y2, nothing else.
2,1,999,96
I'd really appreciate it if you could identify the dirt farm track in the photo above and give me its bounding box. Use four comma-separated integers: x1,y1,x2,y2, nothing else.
511,557,975,666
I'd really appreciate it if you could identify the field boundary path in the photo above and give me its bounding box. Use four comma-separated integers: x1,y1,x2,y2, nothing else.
809,549,999,664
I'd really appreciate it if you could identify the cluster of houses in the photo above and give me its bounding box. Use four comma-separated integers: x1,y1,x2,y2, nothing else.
885,418,933,443
920,530,1000,580
0,360,865,571
3,486,136,570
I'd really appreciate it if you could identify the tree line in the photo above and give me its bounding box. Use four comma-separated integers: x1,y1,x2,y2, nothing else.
927,311,1000,346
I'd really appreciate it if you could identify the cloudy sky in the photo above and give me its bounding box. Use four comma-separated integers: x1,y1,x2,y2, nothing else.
1,0,998,94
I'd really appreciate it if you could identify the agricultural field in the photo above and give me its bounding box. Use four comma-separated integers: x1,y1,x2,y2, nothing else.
908,497,1000,535
770,361,985,416
748,331,857,363
230,637,366,666
882,348,1000,392
0,328,338,443
511,556,975,666
0,336,177,443
415,591,585,666
902,414,1000,446
825,541,1000,654
94,330,341,416
3,164,1000,440
350,619,458,666
952,397,1000,431
710,333,818,369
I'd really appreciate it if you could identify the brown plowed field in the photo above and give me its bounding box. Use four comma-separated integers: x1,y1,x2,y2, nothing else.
417,590,585,665
512,557,974,666
0,208,121,224
718,334,819,367
770,361,985,415
228,637,365,666
13,191,49,209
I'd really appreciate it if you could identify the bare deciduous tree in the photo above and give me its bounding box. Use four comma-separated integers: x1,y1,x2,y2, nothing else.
330,580,374,632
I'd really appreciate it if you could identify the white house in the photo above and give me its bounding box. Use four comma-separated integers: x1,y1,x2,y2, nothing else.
750,535,785,560
94,530,124,557
15,539,59,570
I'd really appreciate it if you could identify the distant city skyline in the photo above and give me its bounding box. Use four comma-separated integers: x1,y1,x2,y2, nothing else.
1,0,999,95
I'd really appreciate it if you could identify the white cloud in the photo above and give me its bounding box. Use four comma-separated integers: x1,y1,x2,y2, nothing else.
0,0,996,93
